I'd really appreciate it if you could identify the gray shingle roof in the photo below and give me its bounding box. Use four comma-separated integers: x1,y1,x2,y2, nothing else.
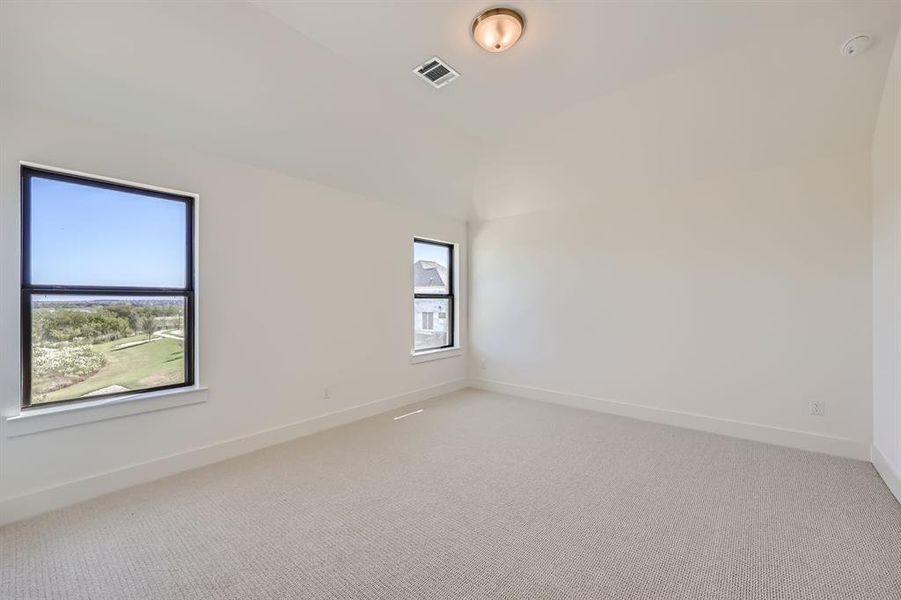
414,261,449,289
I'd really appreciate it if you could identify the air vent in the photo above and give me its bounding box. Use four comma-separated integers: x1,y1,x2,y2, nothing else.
413,56,459,89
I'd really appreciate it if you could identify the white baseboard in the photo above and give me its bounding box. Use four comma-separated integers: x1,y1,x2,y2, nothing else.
471,379,870,461
0,379,467,526
871,444,901,505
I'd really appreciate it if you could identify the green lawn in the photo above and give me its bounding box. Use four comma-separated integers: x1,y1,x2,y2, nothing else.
35,334,185,403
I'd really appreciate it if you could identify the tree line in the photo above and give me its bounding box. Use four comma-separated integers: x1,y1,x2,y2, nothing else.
34,303,183,344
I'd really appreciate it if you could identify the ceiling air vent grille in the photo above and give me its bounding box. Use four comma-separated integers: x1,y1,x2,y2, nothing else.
413,56,459,89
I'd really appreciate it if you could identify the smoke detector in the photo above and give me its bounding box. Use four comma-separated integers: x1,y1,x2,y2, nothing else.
841,35,872,57
413,56,459,89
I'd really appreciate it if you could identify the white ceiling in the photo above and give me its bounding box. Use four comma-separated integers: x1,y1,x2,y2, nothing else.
2,1,899,221
0,1,478,219
255,1,828,140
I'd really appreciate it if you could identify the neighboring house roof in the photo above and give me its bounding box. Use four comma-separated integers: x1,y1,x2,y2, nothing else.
414,261,449,289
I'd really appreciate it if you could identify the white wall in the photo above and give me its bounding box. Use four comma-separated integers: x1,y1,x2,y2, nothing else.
471,151,872,458
0,103,467,519
872,24,901,502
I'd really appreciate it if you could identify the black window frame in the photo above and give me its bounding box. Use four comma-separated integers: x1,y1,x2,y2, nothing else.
20,165,195,409
413,238,454,352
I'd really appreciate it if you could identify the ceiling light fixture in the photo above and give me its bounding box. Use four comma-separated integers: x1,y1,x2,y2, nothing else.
472,7,524,53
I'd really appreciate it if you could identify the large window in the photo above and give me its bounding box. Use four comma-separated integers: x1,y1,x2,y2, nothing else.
413,238,454,352
21,166,195,408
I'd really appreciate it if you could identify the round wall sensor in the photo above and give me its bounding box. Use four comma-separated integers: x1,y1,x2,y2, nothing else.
841,34,872,57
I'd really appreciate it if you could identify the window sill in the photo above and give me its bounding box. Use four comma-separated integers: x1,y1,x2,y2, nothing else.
4,386,208,438
410,347,463,364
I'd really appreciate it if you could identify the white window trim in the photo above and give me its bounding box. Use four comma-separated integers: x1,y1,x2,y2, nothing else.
410,346,463,364
10,161,204,430
4,385,209,437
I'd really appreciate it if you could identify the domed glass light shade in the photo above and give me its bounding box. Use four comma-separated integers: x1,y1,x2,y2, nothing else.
472,8,524,53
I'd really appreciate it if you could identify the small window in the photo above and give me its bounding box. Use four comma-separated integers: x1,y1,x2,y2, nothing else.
413,238,454,352
21,166,195,407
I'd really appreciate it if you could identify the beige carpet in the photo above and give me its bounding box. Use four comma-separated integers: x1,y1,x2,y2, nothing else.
2,389,900,599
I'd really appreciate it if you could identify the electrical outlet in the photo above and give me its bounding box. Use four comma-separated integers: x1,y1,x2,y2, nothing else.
323,387,330,400
810,400,825,417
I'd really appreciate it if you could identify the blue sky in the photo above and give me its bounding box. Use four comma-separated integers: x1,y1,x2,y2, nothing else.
30,176,187,288
414,241,449,267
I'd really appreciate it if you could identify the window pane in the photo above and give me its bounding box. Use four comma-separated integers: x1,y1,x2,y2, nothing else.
30,295,186,405
414,241,450,294
414,298,449,351
29,175,188,287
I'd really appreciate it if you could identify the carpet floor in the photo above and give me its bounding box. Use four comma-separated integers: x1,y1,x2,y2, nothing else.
2,389,900,599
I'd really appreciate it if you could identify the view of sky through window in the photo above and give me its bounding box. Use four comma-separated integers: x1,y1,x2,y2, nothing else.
29,176,188,287
413,240,449,268
24,172,192,406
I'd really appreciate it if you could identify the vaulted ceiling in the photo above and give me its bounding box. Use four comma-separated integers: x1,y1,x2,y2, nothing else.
2,1,899,221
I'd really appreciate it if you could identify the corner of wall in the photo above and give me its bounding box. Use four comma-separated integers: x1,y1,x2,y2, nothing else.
870,21,901,503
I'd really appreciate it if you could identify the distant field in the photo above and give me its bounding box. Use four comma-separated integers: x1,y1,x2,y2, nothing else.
33,334,184,404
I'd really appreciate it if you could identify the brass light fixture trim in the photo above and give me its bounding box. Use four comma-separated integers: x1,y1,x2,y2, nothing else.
472,7,525,53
